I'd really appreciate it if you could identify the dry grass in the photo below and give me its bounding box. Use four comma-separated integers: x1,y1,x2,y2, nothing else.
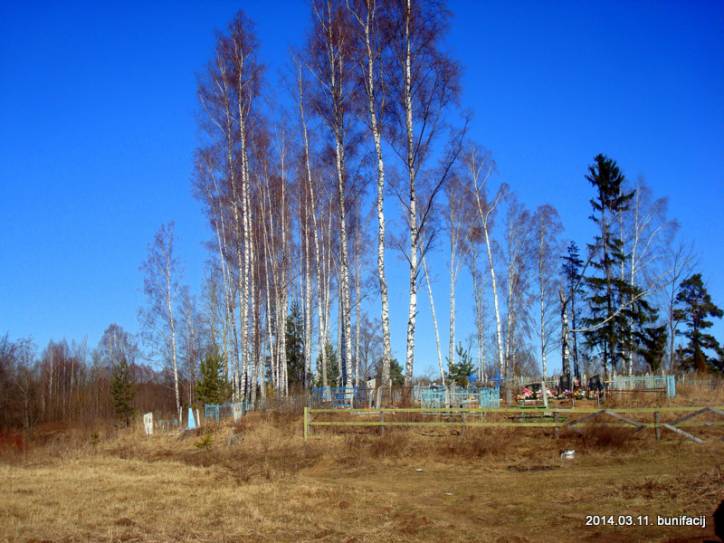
1,410,723,543
674,379,724,406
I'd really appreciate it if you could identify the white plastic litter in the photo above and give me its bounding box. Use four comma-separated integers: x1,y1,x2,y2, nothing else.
560,449,576,460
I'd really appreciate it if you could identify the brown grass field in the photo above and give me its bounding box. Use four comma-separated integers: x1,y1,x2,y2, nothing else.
2,401,723,543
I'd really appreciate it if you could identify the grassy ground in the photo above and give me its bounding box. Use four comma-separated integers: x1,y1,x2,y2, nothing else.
1,410,722,543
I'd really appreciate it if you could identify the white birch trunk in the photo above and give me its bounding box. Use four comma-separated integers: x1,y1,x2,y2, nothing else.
322,209,334,387
323,16,354,390
404,0,418,388
354,226,361,386
164,252,181,424
279,138,289,397
484,215,505,385
246,174,257,405
421,250,446,386
303,172,313,388
297,66,327,387
355,0,393,391
470,163,505,390
471,264,487,381
260,189,277,394
626,187,641,376
538,226,549,409
333,136,353,389
215,60,244,399
448,233,457,380
235,47,253,402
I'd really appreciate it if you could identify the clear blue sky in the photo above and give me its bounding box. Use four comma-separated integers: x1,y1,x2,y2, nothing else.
1,1,722,375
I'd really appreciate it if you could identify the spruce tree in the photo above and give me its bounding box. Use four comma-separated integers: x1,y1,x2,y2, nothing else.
673,273,723,372
583,154,634,376
375,357,404,386
195,349,231,405
315,343,339,386
111,356,135,427
446,343,476,387
624,282,661,372
285,300,306,386
638,324,667,372
561,241,584,378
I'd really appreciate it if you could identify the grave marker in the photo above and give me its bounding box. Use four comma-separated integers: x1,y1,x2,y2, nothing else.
232,402,243,422
143,412,153,435
187,407,197,430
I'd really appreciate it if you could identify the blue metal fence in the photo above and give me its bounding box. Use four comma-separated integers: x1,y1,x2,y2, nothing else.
204,402,245,423
415,385,501,408
479,386,501,408
311,386,368,408
419,388,447,408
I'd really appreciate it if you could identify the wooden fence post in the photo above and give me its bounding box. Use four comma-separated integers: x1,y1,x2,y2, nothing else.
303,406,308,442
654,412,660,441
380,410,385,436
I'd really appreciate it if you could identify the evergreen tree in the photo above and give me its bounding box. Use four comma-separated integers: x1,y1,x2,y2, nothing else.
195,349,231,405
561,241,584,378
374,357,404,386
315,343,339,386
639,324,667,373
446,342,476,387
673,273,723,372
285,300,306,386
582,154,643,376
627,285,662,370
111,356,135,427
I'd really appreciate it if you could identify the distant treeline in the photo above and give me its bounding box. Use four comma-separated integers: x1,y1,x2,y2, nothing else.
0,328,177,432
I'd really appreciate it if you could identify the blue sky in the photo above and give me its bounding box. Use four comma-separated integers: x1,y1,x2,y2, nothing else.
1,1,722,375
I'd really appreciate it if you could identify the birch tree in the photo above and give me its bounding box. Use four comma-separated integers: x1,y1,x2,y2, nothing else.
444,174,471,376
620,179,678,373
661,242,696,372
347,0,393,390
139,222,182,423
195,12,263,401
466,145,507,389
193,147,240,389
275,128,291,394
386,0,460,387
179,286,203,406
296,62,331,389
420,240,446,386
234,26,259,402
308,0,356,389
532,205,562,407
466,241,488,382
502,196,534,379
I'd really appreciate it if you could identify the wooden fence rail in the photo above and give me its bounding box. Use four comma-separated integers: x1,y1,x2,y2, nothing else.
303,406,724,444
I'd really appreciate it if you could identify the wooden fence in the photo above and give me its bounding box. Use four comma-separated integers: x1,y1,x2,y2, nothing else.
303,406,724,444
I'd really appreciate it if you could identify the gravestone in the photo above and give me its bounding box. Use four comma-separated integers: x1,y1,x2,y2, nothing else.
143,412,153,436
232,402,243,423
187,407,197,430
